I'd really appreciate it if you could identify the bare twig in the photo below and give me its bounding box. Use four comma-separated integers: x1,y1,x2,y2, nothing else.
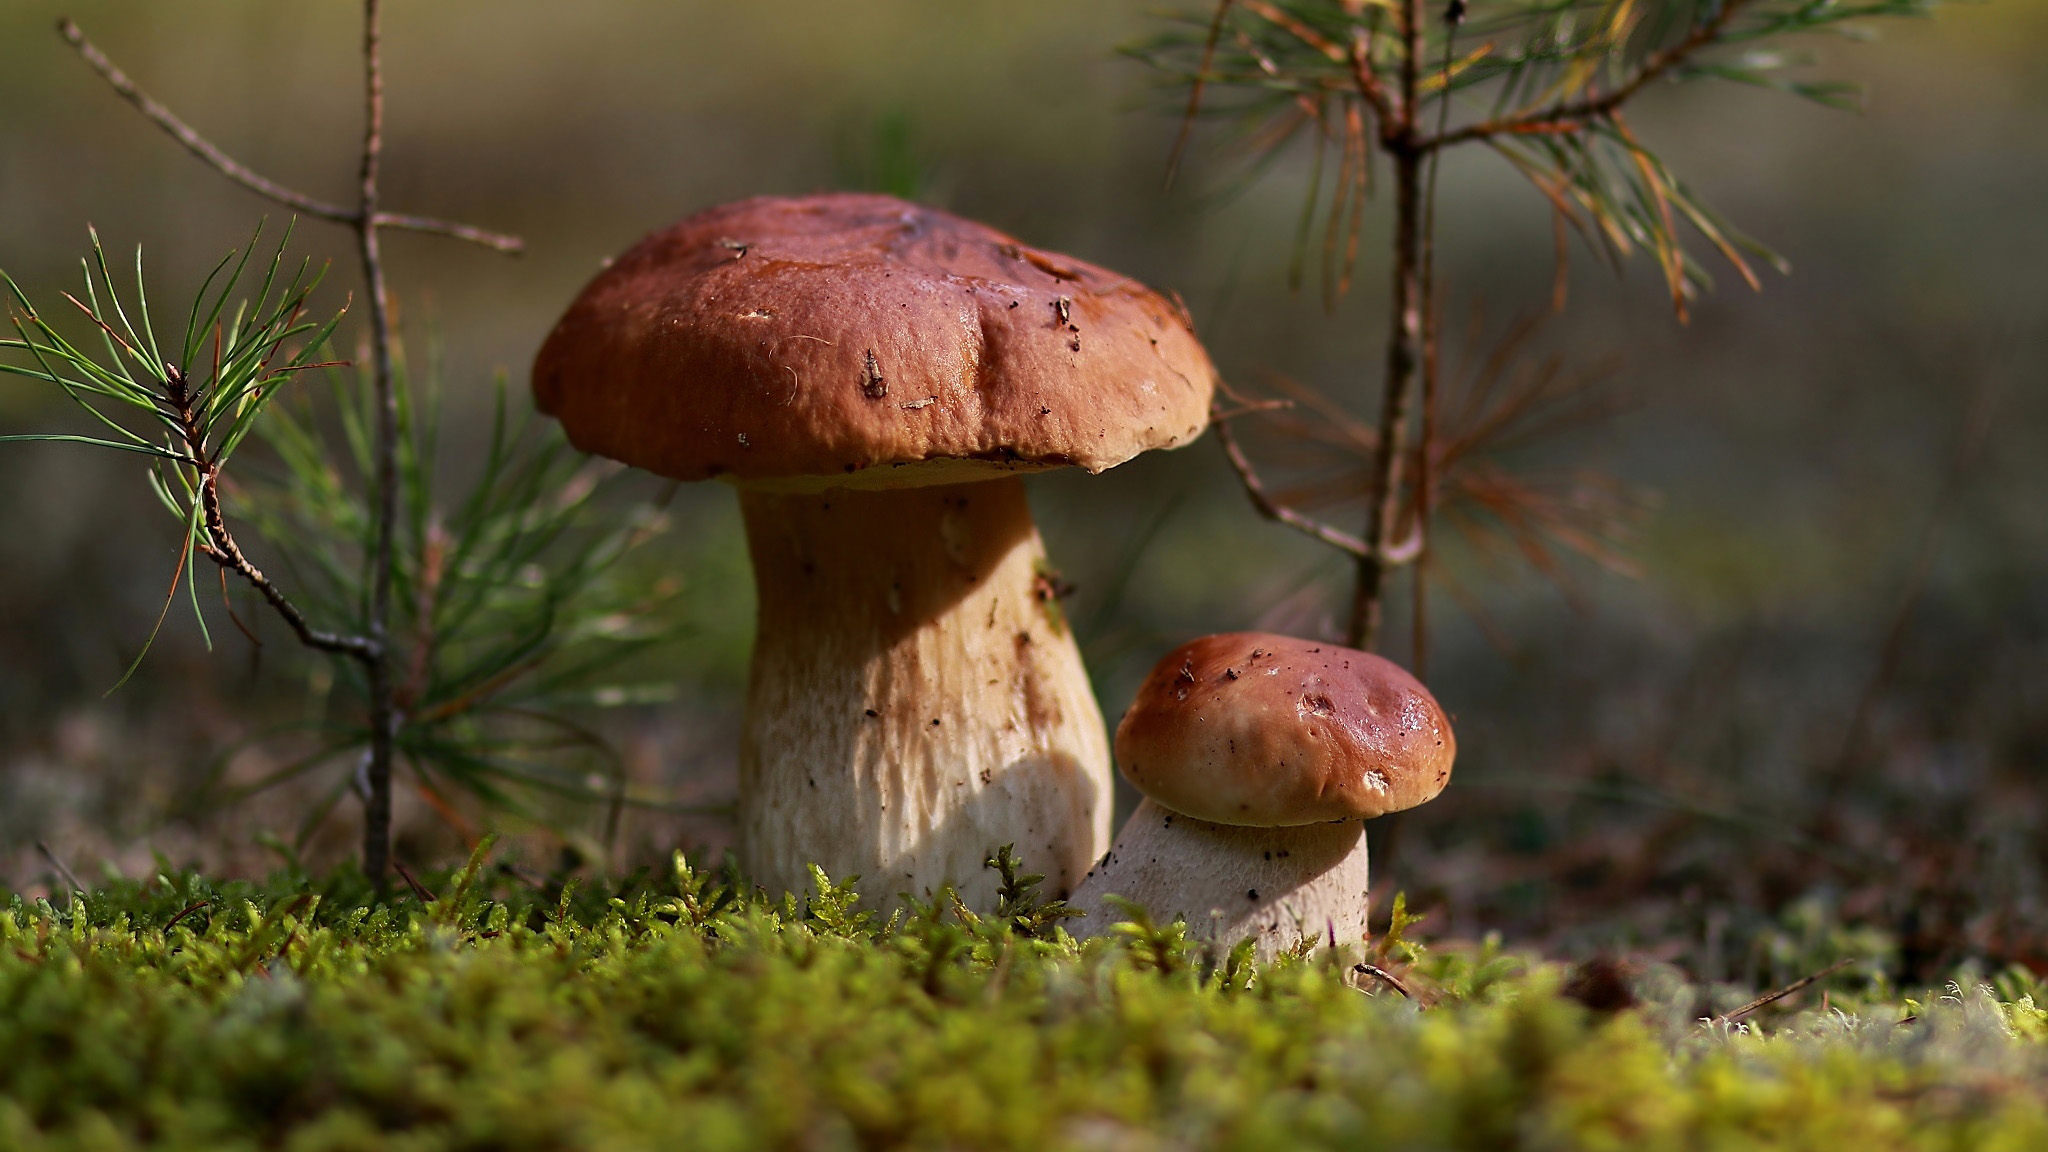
35,840,85,895
57,19,524,255
369,212,523,253
197,494,376,659
1215,405,1426,563
1714,957,1856,1026
392,859,437,903
1352,962,1415,998
58,19,347,219
354,0,401,883
163,899,211,933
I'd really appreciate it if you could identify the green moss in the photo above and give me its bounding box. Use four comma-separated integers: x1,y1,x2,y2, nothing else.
3,854,2046,1150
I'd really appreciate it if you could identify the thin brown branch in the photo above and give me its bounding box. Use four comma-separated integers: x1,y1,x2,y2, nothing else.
357,0,399,883
58,18,352,221
1352,962,1415,998
35,841,84,895
368,212,523,254
160,367,377,665
1216,407,1371,558
1347,0,1427,651
1423,1,1753,151
391,858,437,903
57,18,524,255
196,493,373,660
163,899,211,933
1715,958,1857,1026
1216,407,1423,564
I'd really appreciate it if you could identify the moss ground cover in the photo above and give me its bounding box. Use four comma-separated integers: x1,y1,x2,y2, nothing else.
5,850,2048,1151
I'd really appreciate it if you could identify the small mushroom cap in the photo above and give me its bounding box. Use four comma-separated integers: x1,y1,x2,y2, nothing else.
1114,632,1454,827
532,193,1216,488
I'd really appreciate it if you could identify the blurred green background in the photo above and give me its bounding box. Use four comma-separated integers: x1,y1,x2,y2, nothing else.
1,2,2042,970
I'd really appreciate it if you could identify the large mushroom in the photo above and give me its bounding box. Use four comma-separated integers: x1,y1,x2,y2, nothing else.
532,193,1216,910
1071,632,1454,959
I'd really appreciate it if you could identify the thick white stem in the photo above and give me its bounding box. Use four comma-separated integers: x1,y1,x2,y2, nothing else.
738,477,1112,911
1070,797,1371,960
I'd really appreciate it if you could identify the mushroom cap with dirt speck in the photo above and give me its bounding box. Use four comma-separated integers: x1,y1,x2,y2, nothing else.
1114,632,1454,827
531,193,1217,488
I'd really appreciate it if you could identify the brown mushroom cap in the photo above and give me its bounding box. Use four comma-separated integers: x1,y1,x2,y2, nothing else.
531,193,1216,487
1114,632,1454,826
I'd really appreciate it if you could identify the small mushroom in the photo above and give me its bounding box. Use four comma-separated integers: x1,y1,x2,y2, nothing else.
531,194,1218,910
1071,632,1454,959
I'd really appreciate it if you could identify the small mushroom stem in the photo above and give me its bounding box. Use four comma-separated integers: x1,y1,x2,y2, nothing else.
737,476,1112,910
1069,798,1371,960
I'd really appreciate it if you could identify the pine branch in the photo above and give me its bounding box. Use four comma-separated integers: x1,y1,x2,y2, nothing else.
1133,0,1935,652
11,12,679,864
4,222,364,685
1423,0,1753,151
56,6,525,880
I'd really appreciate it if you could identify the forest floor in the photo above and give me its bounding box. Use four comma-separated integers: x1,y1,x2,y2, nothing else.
6,849,2048,1151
